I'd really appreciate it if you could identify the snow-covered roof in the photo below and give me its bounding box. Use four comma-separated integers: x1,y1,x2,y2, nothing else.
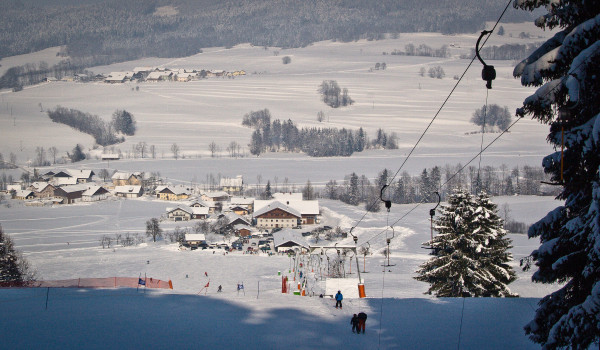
114,185,143,194
67,169,94,179
254,199,318,216
105,72,131,82
146,71,165,80
53,177,78,186
225,212,250,225
230,197,254,205
273,192,303,201
159,186,191,195
82,186,108,197
29,182,48,191
185,233,206,241
57,184,90,193
273,229,309,249
111,172,131,180
202,191,230,198
167,205,209,216
253,201,302,218
15,189,34,197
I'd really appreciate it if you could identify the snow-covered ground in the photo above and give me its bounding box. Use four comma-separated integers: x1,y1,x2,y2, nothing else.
1,196,563,349
0,23,567,349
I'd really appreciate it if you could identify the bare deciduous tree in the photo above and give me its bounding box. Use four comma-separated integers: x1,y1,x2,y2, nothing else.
171,143,180,160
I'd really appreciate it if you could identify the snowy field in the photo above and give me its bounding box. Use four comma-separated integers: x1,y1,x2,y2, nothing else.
0,196,563,349
0,22,570,349
1,22,553,185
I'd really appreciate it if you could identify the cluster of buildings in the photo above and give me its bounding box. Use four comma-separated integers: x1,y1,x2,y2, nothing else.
104,67,247,84
5,171,320,237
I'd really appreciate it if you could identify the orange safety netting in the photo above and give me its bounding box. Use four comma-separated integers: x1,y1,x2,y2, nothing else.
1,277,173,289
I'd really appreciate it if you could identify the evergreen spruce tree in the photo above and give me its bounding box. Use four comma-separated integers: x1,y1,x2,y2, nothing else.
414,190,516,297
0,225,33,286
513,1,600,348
264,180,272,199
348,172,360,206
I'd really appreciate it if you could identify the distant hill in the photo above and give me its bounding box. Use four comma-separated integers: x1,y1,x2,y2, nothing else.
0,0,533,66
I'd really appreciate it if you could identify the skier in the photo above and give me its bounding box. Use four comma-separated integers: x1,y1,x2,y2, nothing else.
335,290,343,309
357,312,367,334
350,314,359,333
217,285,222,292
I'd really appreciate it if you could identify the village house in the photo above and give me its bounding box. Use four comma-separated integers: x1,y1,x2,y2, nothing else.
201,191,230,203
53,184,89,204
81,186,110,202
223,213,251,227
31,183,57,198
104,72,133,83
146,71,172,82
14,190,35,200
67,169,95,183
272,229,310,253
220,175,243,195
186,199,217,214
183,233,206,248
229,197,254,213
48,169,95,186
253,201,302,229
234,224,253,237
157,186,192,201
175,72,196,82
111,172,142,186
114,185,144,198
254,193,320,226
166,206,209,221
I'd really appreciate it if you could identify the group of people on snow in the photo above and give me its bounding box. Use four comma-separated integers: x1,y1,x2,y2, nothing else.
334,290,368,334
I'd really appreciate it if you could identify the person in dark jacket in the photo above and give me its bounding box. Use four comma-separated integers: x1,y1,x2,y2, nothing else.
357,312,367,334
350,314,359,333
335,290,343,309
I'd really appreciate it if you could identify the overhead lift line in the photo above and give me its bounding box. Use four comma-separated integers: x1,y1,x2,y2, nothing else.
350,0,513,233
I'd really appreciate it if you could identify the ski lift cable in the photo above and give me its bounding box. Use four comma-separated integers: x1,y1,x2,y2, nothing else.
357,45,599,247
348,0,514,233
477,88,490,194
360,116,524,247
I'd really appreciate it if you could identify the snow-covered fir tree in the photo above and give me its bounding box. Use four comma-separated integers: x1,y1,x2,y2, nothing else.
0,225,33,286
414,190,516,297
513,1,600,348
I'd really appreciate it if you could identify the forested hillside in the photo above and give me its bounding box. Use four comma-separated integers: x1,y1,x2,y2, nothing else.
0,0,533,66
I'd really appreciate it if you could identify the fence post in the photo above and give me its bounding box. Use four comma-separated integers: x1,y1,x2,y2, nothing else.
45,287,50,310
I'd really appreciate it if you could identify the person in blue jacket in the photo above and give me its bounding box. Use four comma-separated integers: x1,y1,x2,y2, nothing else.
335,290,343,309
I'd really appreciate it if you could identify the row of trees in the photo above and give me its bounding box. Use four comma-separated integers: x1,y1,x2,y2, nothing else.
323,163,555,212
463,42,542,61
46,107,136,146
390,44,450,58
0,60,93,91
244,109,398,157
419,66,446,79
0,1,533,66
